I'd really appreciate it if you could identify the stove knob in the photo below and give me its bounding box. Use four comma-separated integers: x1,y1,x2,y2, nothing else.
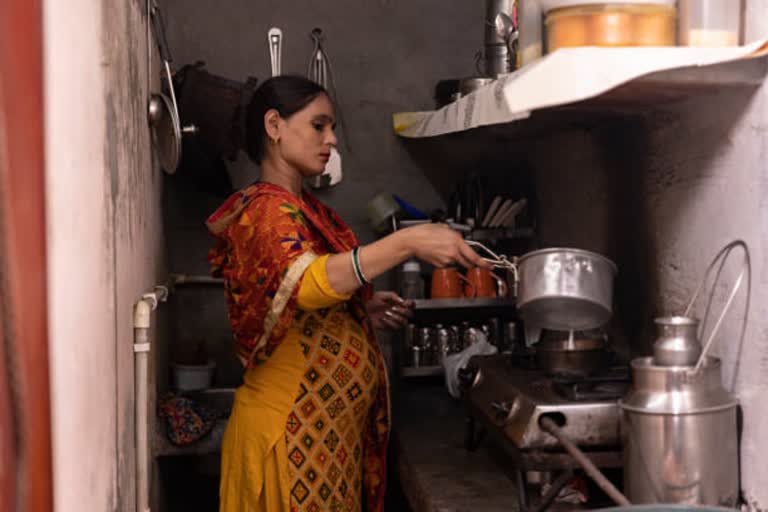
458,366,479,391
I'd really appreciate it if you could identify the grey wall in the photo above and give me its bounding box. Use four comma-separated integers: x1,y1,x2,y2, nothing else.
160,0,485,386
162,0,485,235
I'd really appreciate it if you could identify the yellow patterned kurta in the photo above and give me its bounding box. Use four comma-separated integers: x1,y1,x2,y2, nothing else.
219,255,384,512
285,303,381,511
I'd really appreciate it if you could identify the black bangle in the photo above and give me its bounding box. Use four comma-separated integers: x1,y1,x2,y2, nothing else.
352,247,370,285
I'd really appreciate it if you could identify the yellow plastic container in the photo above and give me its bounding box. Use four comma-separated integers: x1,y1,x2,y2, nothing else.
543,1,676,52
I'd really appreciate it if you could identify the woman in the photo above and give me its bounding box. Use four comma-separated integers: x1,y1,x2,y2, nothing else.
207,75,488,512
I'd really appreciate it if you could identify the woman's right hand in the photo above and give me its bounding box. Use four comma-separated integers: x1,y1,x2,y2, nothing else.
402,223,491,269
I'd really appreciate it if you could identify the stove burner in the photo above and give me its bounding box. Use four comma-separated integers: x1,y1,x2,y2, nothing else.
551,367,630,401
462,353,627,451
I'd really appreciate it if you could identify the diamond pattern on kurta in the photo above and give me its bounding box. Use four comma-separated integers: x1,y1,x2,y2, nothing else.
349,336,363,352
295,383,308,403
289,446,306,468
343,349,361,368
316,354,332,372
287,412,302,435
319,483,332,501
300,398,318,419
285,305,383,512
335,446,348,466
327,397,346,419
305,367,320,384
332,366,352,388
321,336,341,355
319,382,335,402
328,463,342,485
292,480,310,504
313,448,330,470
324,429,340,452
346,382,362,402
312,414,327,434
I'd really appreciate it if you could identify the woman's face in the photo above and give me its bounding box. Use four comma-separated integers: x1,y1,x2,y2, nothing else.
272,93,337,176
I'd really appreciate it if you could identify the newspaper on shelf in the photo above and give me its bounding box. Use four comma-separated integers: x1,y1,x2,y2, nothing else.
393,39,768,139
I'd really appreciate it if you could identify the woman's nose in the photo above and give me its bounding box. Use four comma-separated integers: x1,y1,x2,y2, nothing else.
325,128,338,147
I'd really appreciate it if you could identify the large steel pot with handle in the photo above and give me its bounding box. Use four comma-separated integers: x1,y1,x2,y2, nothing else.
515,248,617,331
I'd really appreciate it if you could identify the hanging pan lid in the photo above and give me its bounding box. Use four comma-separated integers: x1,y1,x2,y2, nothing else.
148,92,181,174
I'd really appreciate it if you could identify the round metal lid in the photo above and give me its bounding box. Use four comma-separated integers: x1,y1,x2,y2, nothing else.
149,93,181,174
541,0,675,12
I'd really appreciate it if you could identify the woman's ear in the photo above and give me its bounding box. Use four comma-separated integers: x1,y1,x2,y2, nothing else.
264,109,281,144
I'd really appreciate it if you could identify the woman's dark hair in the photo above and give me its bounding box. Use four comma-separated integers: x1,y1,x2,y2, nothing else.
245,75,328,162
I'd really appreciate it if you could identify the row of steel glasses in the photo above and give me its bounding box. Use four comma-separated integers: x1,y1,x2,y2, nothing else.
404,321,504,367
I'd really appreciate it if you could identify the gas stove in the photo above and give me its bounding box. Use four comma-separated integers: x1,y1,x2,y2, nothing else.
460,352,628,464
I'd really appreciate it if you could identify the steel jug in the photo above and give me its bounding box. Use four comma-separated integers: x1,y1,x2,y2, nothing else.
653,316,701,367
620,241,750,507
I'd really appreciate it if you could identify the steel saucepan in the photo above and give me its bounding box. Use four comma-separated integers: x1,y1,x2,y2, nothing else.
515,248,617,331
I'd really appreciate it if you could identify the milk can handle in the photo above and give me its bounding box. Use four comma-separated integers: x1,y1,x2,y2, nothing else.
683,240,751,375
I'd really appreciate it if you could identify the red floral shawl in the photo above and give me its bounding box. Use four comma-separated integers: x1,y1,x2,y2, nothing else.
206,182,390,512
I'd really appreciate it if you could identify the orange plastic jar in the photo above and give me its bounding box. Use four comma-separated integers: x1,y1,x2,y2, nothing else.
542,1,676,52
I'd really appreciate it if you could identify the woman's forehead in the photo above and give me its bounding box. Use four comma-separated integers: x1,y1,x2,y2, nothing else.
302,94,335,119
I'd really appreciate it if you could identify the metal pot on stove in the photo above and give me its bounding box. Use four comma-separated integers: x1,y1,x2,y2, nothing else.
515,248,617,332
535,330,610,377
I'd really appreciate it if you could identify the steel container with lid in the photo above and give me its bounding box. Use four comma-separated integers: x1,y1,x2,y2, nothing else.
619,357,739,506
540,0,677,52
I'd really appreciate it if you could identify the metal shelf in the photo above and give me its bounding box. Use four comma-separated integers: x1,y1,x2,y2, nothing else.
412,297,517,323
401,365,444,378
414,297,515,310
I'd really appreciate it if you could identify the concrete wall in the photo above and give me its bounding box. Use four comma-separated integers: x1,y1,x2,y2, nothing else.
44,0,162,511
159,0,482,386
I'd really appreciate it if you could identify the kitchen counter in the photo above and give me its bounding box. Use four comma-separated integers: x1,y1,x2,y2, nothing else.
392,380,520,512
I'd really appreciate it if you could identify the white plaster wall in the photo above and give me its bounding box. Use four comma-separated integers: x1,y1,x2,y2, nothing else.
44,0,161,511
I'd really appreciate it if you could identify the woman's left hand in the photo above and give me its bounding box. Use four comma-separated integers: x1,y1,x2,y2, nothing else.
367,291,414,330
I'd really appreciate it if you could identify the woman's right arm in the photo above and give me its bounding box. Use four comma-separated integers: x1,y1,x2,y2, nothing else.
324,223,489,295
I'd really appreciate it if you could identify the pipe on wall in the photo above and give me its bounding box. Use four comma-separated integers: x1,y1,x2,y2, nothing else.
133,286,167,512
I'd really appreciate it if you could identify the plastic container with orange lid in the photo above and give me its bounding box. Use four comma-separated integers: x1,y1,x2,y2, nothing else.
541,0,677,52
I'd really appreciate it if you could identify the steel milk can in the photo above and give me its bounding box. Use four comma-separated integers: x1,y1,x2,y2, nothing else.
619,241,749,507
